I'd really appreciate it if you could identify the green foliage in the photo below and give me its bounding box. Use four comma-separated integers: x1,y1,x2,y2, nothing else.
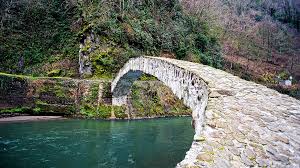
0,107,31,113
91,50,115,78
81,0,223,75
97,105,112,119
80,104,112,119
0,0,224,78
114,106,127,119
33,107,42,114
261,72,276,84
0,0,80,74
278,71,290,80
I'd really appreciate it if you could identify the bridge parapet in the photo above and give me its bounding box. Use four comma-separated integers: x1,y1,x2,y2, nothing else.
112,56,300,168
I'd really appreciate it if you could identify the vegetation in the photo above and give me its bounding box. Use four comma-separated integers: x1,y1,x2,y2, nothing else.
78,0,223,78
130,81,191,117
0,0,80,74
0,107,31,113
0,0,223,78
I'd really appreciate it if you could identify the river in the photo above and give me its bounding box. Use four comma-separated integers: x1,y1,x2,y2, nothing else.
0,117,194,168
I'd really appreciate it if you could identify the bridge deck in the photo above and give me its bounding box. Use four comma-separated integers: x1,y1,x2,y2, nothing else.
155,57,300,168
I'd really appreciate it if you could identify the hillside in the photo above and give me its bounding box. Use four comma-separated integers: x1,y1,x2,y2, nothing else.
0,0,299,98
182,0,300,98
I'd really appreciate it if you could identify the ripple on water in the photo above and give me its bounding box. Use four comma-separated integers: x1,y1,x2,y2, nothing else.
0,139,20,145
128,154,135,164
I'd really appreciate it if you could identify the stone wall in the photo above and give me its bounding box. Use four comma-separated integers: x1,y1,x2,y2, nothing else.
0,73,110,115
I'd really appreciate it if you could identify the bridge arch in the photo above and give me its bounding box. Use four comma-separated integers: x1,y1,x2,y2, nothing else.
111,56,209,137
111,56,300,167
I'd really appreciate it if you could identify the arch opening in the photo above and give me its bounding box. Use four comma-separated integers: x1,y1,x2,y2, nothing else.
111,57,209,138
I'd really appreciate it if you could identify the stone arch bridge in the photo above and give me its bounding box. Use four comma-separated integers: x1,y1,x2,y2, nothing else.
111,56,300,168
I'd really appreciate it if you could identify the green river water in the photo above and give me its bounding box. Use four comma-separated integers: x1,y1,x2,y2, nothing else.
0,117,194,168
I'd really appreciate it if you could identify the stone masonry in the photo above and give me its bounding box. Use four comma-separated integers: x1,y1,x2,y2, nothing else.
111,56,300,168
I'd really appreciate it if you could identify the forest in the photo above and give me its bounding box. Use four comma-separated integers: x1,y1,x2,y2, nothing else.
0,0,299,98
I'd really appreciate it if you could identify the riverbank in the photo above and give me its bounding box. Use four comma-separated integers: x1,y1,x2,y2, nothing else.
0,113,191,123
0,116,66,123
70,113,191,120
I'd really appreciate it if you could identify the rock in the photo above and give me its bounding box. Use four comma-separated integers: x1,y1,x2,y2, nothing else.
196,153,213,162
274,135,290,144
244,147,256,159
214,158,231,168
256,158,271,167
272,154,290,163
230,160,246,168
241,151,255,166
229,147,241,156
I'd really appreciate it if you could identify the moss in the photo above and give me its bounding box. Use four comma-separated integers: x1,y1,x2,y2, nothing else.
218,146,225,151
77,24,93,37
81,45,91,53
249,156,256,161
138,74,158,81
47,69,62,77
0,72,35,80
0,72,71,81
35,102,75,114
